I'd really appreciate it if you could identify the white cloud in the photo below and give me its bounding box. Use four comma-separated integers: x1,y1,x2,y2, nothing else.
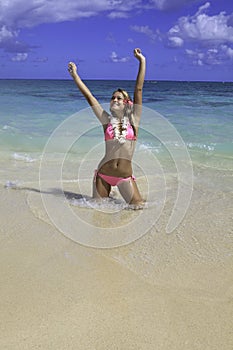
226,47,233,59
11,52,28,61
0,0,143,54
221,44,233,59
197,59,203,66
0,0,206,58
168,2,233,44
0,25,29,55
1,0,232,71
0,0,142,29
169,36,184,47
110,51,130,63
108,11,129,19
149,0,197,11
130,25,158,41
167,2,233,66
0,0,191,36
0,25,16,41
195,1,210,16
185,49,195,55
185,44,233,66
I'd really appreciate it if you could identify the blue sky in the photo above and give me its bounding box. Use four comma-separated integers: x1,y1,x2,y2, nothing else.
0,0,232,81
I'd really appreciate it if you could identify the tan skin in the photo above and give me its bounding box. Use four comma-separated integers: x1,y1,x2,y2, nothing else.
68,48,146,207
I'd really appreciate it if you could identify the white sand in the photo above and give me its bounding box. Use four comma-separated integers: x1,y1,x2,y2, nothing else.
0,154,233,350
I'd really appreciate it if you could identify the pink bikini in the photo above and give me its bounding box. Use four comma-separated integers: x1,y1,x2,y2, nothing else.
104,122,137,141
95,121,137,186
94,170,136,186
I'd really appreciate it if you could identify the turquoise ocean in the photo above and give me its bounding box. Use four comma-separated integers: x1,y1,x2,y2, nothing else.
0,79,232,159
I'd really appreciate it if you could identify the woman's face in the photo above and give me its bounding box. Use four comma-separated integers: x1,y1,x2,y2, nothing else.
110,91,125,114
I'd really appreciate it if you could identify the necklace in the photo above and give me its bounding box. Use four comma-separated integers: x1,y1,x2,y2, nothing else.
110,115,128,144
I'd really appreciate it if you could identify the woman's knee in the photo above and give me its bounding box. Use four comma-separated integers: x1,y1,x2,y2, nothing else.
118,179,142,204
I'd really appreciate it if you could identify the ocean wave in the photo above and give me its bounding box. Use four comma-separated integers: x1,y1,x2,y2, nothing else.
2,124,18,133
69,196,152,211
12,152,38,162
138,141,216,154
138,142,161,153
187,142,216,152
70,197,126,211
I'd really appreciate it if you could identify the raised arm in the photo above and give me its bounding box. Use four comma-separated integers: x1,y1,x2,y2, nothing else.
133,48,146,106
68,62,109,125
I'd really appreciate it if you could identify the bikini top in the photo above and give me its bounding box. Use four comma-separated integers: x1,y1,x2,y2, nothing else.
104,122,137,141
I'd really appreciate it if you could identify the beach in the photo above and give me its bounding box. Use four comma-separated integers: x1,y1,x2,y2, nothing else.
0,79,233,349
1,173,233,349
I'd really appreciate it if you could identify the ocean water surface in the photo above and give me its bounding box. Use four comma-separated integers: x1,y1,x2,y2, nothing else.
1,79,232,178
0,79,232,152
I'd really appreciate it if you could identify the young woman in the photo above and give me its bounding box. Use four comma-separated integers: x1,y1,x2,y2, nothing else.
68,48,146,208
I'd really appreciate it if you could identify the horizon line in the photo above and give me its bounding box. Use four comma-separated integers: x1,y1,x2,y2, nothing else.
0,78,232,83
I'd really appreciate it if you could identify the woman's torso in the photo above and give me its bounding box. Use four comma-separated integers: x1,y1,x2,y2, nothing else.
98,140,136,177
98,119,138,177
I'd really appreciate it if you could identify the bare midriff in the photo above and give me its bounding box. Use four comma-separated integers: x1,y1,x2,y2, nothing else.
98,158,133,177
97,139,136,177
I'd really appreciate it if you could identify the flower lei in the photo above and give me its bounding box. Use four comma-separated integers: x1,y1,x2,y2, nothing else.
110,99,133,144
110,115,128,144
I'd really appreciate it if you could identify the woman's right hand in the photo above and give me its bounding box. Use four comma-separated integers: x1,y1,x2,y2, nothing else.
68,62,77,77
134,48,145,62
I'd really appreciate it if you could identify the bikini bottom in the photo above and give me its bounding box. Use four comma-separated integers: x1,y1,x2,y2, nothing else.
94,170,136,186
